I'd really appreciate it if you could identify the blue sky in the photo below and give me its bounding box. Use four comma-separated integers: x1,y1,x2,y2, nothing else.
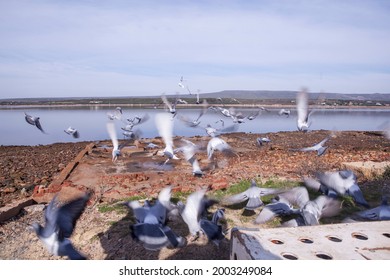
0,0,389,98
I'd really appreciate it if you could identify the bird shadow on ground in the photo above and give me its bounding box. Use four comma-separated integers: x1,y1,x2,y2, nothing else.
97,204,231,260
97,210,160,260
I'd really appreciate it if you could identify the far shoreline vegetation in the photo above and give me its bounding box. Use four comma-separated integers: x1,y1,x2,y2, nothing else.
1,90,390,108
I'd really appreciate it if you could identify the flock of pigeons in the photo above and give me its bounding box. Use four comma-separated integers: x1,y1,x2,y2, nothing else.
25,84,390,260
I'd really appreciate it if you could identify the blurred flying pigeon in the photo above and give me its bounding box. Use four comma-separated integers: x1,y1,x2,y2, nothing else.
223,180,282,210
304,170,369,208
296,89,313,131
24,112,46,134
155,112,179,164
64,126,80,138
31,192,90,260
290,136,330,156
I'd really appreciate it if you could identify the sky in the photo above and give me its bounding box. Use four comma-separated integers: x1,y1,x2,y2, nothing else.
0,0,390,98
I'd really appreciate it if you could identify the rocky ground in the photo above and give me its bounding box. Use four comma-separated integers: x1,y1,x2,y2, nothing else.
0,130,389,260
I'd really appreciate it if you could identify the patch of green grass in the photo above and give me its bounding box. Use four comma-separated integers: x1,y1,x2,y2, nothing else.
171,190,194,203
97,203,127,214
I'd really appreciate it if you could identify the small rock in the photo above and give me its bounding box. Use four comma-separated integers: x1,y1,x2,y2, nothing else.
24,204,45,214
2,187,16,193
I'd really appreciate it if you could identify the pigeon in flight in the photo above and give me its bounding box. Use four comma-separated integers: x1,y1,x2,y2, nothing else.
175,139,203,176
296,89,313,131
177,100,208,128
278,109,291,117
254,187,341,226
290,136,331,156
31,192,90,260
107,107,123,121
223,180,282,210
155,112,179,164
207,137,233,160
64,127,80,138
161,94,179,115
24,112,46,134
178,188,222,243
126,187,185,250
106,121,121,161
203,123,238,138
304,170,370,208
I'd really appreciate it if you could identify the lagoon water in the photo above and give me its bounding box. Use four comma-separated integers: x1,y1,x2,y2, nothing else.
1,106,389,146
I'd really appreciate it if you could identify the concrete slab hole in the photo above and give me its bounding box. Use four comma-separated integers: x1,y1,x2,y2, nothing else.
351,232,368,240
315,252,333,260
281,252,298,260
299,237,314,244
269,238,284,245
326,235,343,242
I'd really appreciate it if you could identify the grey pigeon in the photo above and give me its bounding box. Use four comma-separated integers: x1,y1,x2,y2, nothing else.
24,112,46,133
306,170,370,208
31,193,90,260
223,180,282,210
290,136,330,156
199,208,226,245
125,187,185,250
254,187,340,226
354,197,390,221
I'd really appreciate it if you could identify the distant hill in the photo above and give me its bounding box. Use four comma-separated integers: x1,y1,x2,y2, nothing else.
199,90,390,101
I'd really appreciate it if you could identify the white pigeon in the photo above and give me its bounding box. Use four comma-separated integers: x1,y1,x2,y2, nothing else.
175,139,203,176
155,112,179,164
64,126,80,138
296,89,312,131
207,137,232,160
107,107,123,121
106,121,120,161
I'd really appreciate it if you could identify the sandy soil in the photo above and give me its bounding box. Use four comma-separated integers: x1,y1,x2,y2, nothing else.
0,130,389,260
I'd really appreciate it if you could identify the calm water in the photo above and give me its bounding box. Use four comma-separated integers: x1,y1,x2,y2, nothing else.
1,106,389,146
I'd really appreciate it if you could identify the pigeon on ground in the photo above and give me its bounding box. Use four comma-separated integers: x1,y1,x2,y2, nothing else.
256,137,271,146
354,197,389,221
31,192,90,260
290,136,330,156
303,170,370,208
64,127,80,138
24,112,46,133
223,180,282,210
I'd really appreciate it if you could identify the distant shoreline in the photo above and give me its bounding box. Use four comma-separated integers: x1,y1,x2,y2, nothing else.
1,103,389,110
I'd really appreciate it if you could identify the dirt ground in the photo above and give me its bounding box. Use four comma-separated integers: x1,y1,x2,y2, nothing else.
0,130,389,260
